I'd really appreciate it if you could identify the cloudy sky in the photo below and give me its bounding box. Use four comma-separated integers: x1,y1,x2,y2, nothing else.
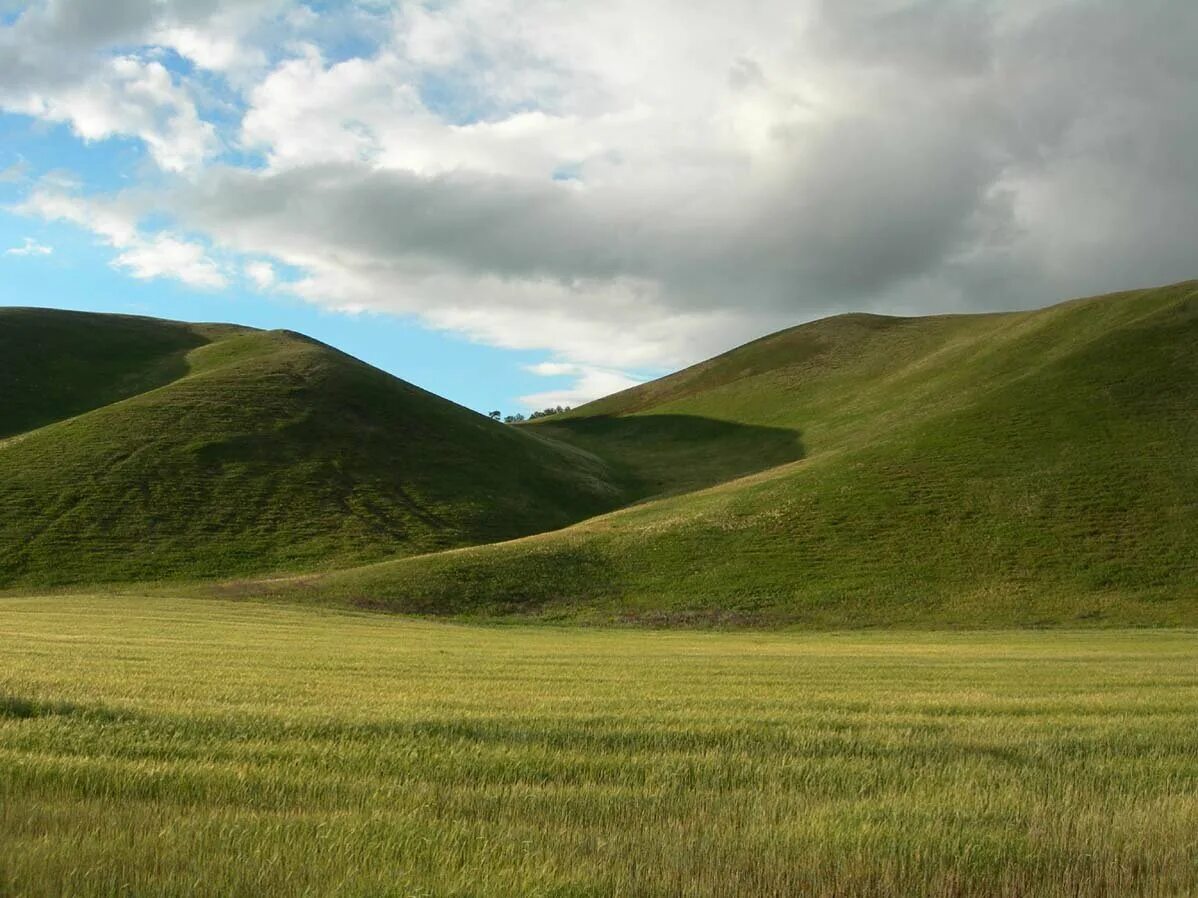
1,0,1195,411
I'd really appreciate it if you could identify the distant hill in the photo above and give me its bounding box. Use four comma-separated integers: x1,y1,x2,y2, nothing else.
0,308,627,586
274,281,1198,627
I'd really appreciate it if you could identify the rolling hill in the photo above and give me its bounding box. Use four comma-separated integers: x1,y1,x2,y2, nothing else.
264,281,1198,626
0,308,628,587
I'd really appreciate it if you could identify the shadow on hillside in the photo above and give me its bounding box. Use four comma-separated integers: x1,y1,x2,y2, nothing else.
0,306,232,440
534,414,805,499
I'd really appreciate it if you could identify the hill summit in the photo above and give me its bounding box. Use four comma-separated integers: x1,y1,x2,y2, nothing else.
0,308,627,586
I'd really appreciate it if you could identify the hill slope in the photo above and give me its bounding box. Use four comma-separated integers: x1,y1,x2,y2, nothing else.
0,309,627,586
274,281,1198,626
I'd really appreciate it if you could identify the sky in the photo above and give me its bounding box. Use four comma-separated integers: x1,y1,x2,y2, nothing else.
1,1,1196,414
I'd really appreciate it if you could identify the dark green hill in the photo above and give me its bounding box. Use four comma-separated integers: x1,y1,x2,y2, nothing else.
0,307,245,439
276,281,1198,626
0,310,627,586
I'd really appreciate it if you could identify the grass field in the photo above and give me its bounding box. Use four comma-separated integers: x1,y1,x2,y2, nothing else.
2,595,1195,897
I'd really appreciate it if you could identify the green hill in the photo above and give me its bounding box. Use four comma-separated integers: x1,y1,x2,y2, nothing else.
0,308,627,587
270,281,1198,626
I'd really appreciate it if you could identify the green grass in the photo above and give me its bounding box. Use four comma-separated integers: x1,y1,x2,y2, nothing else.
0,309,630,587
0,308,244,440
274,281,1198,625
6,284,1197,627
1,595,1195,897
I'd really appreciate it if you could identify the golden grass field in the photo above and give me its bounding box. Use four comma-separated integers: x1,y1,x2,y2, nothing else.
1,595,1196,897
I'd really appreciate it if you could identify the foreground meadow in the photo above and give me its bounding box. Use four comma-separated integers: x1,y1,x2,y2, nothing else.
1,596,1195,897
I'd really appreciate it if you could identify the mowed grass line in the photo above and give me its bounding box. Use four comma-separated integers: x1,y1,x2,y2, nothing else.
1,596,1196,897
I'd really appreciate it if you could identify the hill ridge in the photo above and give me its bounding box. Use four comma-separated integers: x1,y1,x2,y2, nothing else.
0,311,632,586
4,281,1196,627
258,280,1197,626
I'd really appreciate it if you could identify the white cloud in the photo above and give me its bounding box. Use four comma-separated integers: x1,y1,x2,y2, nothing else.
9,56,218,172
0,1,284,171
525,361,578,377
244,260,276,289
154,24,265,75
239,46,406,169
114,234,226,288
16,187,140,247
17,185,225,289
4,237,53,257
520,363,643,410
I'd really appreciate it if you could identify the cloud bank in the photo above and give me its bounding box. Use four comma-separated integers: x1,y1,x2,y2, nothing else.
4,0,1197,402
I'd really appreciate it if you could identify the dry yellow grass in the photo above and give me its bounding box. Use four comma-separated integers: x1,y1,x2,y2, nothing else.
2,595,1196,896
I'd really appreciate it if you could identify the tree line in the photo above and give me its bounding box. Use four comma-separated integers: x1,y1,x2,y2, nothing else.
488,405,573,423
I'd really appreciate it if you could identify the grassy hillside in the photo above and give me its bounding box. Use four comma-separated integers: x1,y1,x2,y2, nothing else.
274,281,1198,625
0,310,627,586
0,307,245,439
3,596,1196,897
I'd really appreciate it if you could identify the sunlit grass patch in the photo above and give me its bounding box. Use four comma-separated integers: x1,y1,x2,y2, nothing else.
1,595,1195,897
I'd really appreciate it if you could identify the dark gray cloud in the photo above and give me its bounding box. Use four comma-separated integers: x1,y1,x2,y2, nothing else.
11,0,1198,376
812,0,996,78
0,0,279,87
1,0,166,88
